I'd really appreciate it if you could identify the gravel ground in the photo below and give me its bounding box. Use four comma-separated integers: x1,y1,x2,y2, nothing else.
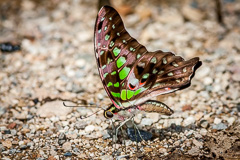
0,0,240,159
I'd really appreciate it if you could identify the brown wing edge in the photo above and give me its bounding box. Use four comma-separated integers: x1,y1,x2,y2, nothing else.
178,57,202,90
94,5,122,108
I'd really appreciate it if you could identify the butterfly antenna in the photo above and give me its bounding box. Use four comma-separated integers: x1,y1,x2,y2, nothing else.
63,101,97,108
80,109,103,119
63,101,106,119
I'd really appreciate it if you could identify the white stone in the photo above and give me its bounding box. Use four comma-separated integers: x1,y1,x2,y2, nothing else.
227,117,235,126
85,125,95,133
141,118,153,126
213,84,222,92
183,116,196,126
214,117,222,124
197,66,211,78
203,77,213,85
146,113,159,123
200,128,207,136
37,101,73,118
62,142,72,152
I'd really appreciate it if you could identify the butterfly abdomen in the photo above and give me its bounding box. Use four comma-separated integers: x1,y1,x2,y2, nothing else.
139,100,174,116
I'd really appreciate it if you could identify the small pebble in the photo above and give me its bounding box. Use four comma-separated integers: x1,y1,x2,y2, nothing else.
141,118,153,126
183,116,196,126
212,123,227,130
64,152,72,157
200,120,209,128
85,125,95,133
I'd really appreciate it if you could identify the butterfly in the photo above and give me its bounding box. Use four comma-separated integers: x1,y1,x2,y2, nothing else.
94,6,202,122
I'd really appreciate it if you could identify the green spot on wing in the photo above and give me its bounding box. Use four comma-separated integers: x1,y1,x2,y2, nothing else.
142,73,149,79
119,67,130,80
117,57,126,68
105,34,110,40
111,92,120,98
102,65,106,69
127,90,134,99
137,54,141,59
100,50,104,55
103,73,108,78
183,67,187,73
104,26,107,31
113,47,121,57
152,69,158,74
151,57,157,64
101,17,105,21
112,24,115,29
107,58,112,64
111,71,116,75
98,29,101,33
109,17,112,20
163,57,167,64
121,89,127,100
134,88,142,95
130,47,134,51
114,82,119,87
168,72,173,76
107,82,113,87
117,32,120,36
109,41,114,47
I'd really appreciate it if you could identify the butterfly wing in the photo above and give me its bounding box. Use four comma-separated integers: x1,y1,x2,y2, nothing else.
94,6,202,109
131,51,202,106
94,6,148,109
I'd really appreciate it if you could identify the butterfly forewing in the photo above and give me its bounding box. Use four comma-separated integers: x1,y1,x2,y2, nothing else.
94,6,202,109
94,6,147,109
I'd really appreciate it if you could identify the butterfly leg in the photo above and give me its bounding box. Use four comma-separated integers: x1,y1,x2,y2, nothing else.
131,116,144,141
110,119,117,148
120,125,127,153
115,115,135,142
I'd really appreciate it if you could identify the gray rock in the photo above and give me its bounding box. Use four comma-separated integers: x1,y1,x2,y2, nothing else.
75,121,87,129
212,123,227,130
127,128,152,142
200,120,209,128
237,104,240,112
0,107,6,116
58,133,66,145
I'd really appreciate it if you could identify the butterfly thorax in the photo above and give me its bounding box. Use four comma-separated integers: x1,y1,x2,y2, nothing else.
104,104,140,120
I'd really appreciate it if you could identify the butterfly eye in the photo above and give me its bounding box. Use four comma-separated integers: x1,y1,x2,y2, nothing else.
104,111,113,119
129,83,136,90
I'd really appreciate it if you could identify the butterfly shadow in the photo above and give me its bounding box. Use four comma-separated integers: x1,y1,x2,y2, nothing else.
108,122,199,159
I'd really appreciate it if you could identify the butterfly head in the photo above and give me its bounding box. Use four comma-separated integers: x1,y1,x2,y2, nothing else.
103,104,120,119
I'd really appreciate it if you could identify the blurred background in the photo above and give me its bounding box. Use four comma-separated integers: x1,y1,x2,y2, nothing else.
0,0,240,159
